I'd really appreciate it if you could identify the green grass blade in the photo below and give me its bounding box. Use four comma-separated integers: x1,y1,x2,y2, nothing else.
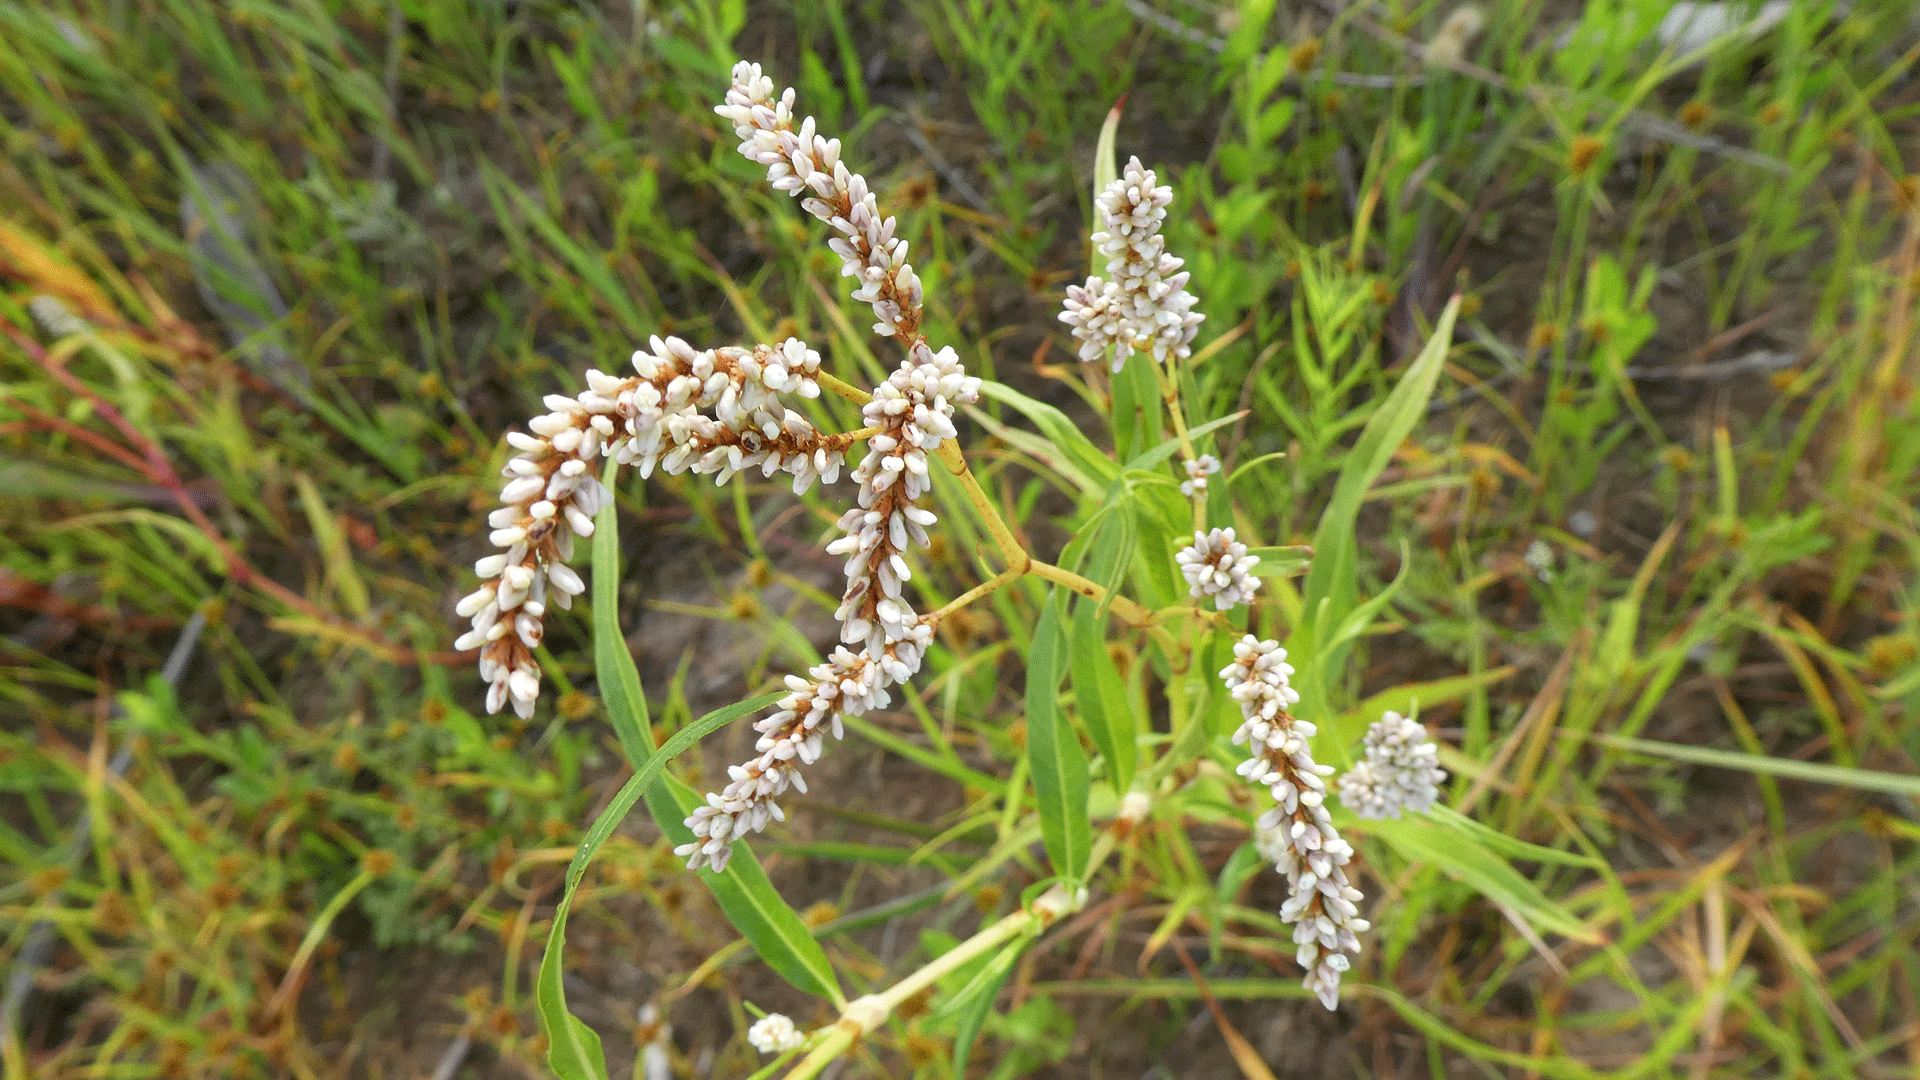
1420,806,1604,869
948,938,1025,1076
1339,667,1517,743
1293,295,1460,710
1364,814,1600,944
1592,734,1920,798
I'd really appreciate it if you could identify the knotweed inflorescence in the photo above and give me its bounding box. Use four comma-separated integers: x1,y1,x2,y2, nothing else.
460,61,979,874
476,61,1466,1076
1059,156,1205,369
1225,636,1367,1009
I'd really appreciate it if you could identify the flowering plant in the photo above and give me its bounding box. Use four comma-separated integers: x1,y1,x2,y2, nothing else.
463,61,1504,1080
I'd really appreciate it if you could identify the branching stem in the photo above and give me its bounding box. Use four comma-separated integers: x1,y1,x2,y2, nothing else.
781,836,1122,1080
816,370,872,406
924,564,1026,624
934,440,1031,571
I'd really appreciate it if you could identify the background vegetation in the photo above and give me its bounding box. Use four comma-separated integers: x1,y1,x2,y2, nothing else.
2,0,1917,1077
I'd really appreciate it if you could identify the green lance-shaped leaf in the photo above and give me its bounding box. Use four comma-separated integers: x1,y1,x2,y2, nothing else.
1069,565,1136,795
592,458,653,769
1093,97,1122,233
639,772,846,1005
591,477,842,1004
1118,412,1243,474
948,937,1026,1076
1026,587,1092,881
977,379,1121,493
1110,351,1164,465
537,693,800,1074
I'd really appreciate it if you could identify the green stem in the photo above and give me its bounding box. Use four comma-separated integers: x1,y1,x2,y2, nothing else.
926,564,1026,624
262,868,375,1020
779,881,1086,1080
1027,560,1165,638
781,833,1128,1080
1028,559,1189,660
934,440,1029,570
931,410,1177,648
817,370,872,406
1151,358,1204,531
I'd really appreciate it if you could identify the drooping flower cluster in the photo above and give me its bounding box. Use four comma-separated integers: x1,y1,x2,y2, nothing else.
673,64,982,874
456,336,845,717
1223,636,1369,1011
1176,527,1261,610
679,347,978,872
1059,156,1204,371
1337,711,1447,820
717,61,923,342
747,1013,805,1054
1180,453,1220,497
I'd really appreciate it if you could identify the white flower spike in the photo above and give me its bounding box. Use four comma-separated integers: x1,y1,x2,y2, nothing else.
1223,636,1368,1010
1059,156,1204,371
673,63,982,874
717,61,926,342
458,337,846,719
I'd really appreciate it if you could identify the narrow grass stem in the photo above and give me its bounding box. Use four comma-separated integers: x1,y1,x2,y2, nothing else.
261,868,376,1022
7,322,460,666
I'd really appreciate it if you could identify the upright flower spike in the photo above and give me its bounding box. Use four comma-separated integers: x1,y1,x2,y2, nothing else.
1059,156,1204,371
456,336,845,718
1338,711,1447,820
674,63,983,874
1222,635,1369,1010
826,349,978,660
